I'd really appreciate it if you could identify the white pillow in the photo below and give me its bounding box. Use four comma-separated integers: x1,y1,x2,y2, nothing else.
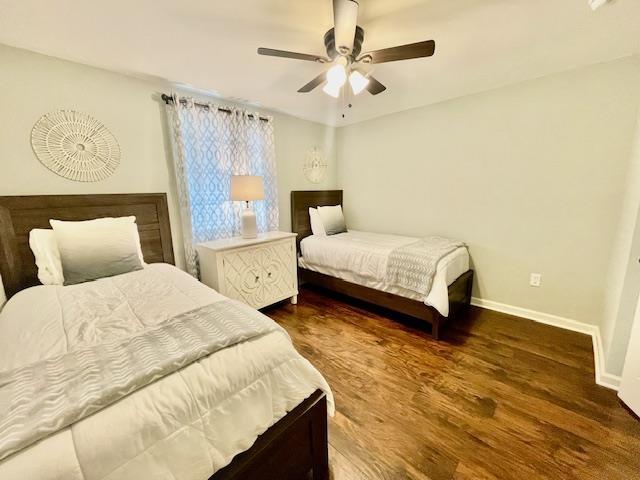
317,205,347,235
50,216,145,285
29,229,65,285
309,207,326,236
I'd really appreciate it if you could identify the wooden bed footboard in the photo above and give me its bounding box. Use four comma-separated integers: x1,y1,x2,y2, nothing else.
210,389,329,480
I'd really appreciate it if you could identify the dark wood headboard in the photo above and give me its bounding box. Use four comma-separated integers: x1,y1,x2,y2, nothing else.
290,190,343,252
0,193,175,299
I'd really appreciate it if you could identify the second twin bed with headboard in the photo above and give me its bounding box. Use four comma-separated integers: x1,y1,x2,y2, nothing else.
291,190,473,340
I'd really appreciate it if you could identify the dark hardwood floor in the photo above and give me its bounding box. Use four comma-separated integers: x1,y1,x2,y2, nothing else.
265,286,640,480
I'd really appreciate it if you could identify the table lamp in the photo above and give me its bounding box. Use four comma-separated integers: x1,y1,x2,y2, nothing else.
230,175,264,239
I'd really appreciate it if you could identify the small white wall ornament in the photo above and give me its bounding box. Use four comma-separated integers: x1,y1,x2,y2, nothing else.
303,147,328,184
31,110,121,182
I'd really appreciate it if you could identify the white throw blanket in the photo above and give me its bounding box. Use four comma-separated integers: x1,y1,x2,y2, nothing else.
386,236,465,296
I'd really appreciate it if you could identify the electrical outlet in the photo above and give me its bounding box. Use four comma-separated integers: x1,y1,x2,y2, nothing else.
530,273,542,287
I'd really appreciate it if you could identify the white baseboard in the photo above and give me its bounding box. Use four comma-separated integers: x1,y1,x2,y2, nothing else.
591,332,622,390
470,297,621,390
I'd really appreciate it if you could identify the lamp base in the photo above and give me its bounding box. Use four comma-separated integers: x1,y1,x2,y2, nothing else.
241,207,257,239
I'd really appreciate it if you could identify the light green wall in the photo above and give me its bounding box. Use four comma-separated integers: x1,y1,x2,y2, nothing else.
0,44,337,269
272,113,337,232
336,57,640,329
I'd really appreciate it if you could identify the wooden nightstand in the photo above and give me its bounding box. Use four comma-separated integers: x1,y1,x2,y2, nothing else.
196,232,298,309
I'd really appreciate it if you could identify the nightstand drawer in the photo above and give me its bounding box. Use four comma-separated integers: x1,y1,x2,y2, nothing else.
220,240,296,308
197,232,298,310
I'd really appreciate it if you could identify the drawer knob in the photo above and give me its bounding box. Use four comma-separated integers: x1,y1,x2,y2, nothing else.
255,275,260,282
267,271,272,278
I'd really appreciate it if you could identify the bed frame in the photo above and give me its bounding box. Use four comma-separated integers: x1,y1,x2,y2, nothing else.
291,190,473,340
0,193,329,480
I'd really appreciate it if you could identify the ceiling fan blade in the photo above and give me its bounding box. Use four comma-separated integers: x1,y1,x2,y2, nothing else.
298,72,327,93
362,40,435,64
366,76,386,95
333,0,359,55
257,47,328,63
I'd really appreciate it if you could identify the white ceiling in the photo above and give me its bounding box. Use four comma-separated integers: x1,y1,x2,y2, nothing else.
0,0,639,126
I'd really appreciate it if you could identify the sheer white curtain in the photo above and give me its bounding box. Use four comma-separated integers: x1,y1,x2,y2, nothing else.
166,94,279,277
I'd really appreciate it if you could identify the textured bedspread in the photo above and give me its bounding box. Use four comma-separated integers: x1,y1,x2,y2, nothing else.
299,231,469,316
386,236,465,296
0,264,332,480
0,300,284,462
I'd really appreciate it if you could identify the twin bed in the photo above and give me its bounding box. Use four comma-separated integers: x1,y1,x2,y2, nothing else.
0,194,332,480
291,190,473,339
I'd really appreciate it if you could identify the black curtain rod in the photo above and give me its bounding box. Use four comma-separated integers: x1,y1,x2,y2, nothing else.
161,94,269,122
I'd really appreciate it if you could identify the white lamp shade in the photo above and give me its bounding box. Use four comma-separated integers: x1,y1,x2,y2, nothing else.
326,63,347,87
349,71,370,95
230,175,264,201
323,82,341,98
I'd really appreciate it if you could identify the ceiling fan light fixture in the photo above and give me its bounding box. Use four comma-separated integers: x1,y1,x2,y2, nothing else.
349,70,369,95
260,0,436,101
322,82,341,98
326,63,347,88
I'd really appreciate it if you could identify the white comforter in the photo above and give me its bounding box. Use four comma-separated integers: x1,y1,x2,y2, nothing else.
0,264,333,480
299,230,469,317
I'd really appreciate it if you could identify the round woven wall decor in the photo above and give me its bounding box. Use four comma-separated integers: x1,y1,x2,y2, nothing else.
303,147,327,184
31,110,120,182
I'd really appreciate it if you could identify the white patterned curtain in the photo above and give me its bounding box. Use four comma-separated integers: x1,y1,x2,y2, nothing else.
166,94,278,276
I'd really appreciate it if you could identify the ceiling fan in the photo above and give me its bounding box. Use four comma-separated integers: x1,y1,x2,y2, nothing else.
257,0,436,98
